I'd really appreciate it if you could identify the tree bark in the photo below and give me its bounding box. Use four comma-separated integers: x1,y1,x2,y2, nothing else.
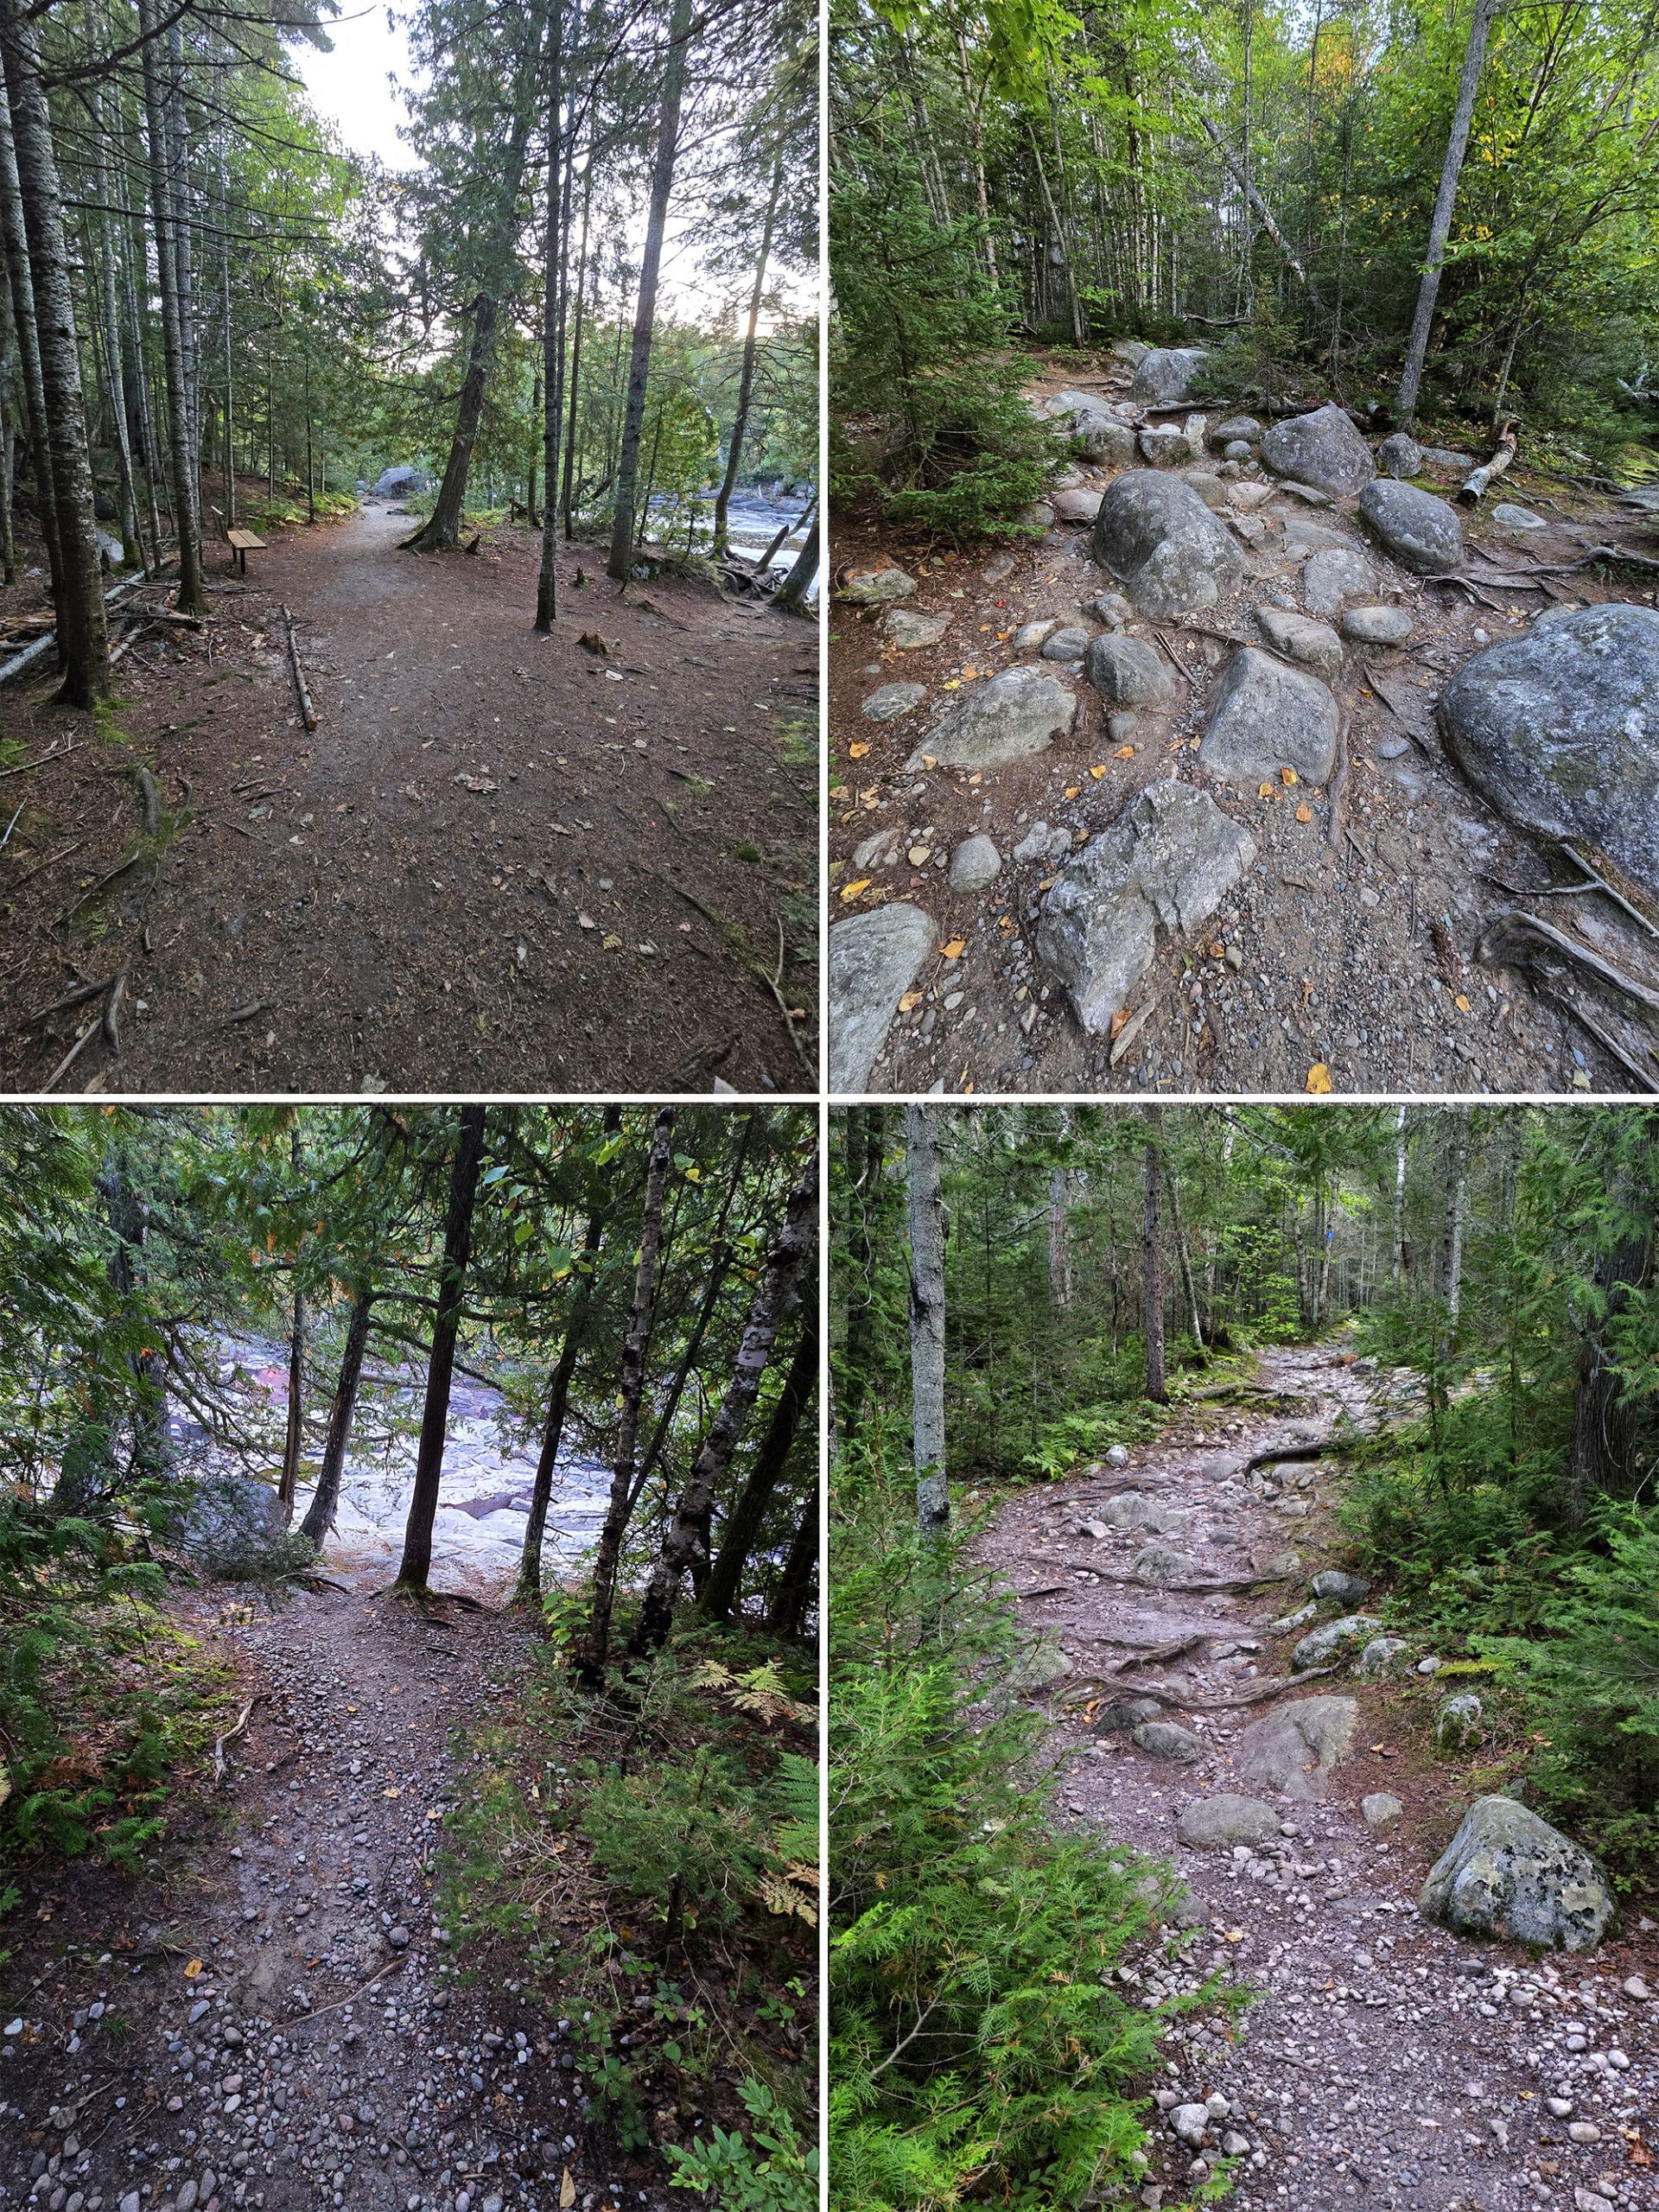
0,79,59,599
607,0,694,581
396,1106,489,1590
534,0,569,626
279,1284,305,1517
560,151,594,537
1142,1125,1166,1404
0,0,111,702
1395,0,1501,424
772,514,817,613
631,1146,819,1653
698,1311,817,1625
514,1101,620,1607
906,1103,948,1535
711,145,783,559
298,1288,374,1548
840,1105,885,1440
1565,1198,1651,1528
1392,1103,1408,1287
137,0,204,612
578,1104,674,1683
765,1478,817,1638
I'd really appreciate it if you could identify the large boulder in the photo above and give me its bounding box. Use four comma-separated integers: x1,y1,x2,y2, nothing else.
1256,606,1343,677
1134,1719,1205,1761
1261,404,1375,498
1420,1797,1618,1953
827,905,935,1090
1086,632,1176,708
1071,410,1138,467
905,664,1077,772
1199,646,1339,787
1231,1694,1357,1800
1130,347,1208,404
1358,479,1464,573
374,463,429,499
179,1471,298,1576
1437,604,1659,895
880,607,951,652
1091,471,1246,618
1177,1793,1282,1848
1036,780,1256,1034
1300,545,1377,617
861,682,927,722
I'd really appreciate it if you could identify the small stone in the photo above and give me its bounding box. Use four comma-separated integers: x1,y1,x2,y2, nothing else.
1133,1719,1205,1762
1376,432,1423,479
1012,619,1057,652
1491,502,1547,530
1087,632,1176,707
1223,440,1251,461
1435,1694,1484,1751
1358,479,1464,574
947,835,1001,894
1169,2101,1211,2146
1052,488,1103,525
1177,1794,1281,1848
1090,593,1135,630
388,1924,410,1948
1567,2121,1602,2143
1041,626,1091,662
1546,2098,1573,2117
1623,1974,1652,1999
1342,604,1413,645
1107,711,1138,743
1255,604,1343,677
861,682,927,721
1092,1696,1164,1735
1353,1636,1410,1679
881,606,952,652
840,564,916,604
1309,1569,1371,1604
1200,646,1338,787
1293,1614,1382,1669
1301,544,1378,617
1362,1792,1404,1830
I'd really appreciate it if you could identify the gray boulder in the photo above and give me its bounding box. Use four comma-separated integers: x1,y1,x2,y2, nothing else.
1420,1797,1618,1953
1139,424,1191,468
1130,1541,1198,1584
179,1471,296,1575
374,463,429,498
1342,605,1413,646
1090,592,1135,630
1086,632,1176,708
1362,1791,1404,1830
1437,603,1659,894
881,607,951,652
1301,545,1377,616
1256,605,1343,677
861,682,927,721
1008,1637,1071,1691
1358,480,1464,574
1491,502,1547,531
1231,1694,1358,1801
1036,780,1256,1033
1261,404,1376,497
1176,1793,1281,1848
1435,1693,1484,1752
1212,416,1262,446
827,905,935,1090
1091,471,1246,618
1071,410,1138,466
1292,1614,1382,1669
839,563,915,605
1051,488,1103,525
1309,1568,1371,1605
906,664,1077,772
1375,433,1422,480
1091,1695,1163,1735
1353,1636,1410,1679
1041,626,1092,661
1097,1491,1185,1534
1199,646,1339,787
1011,619,1056,652
948,834,1001,893
1130,347,1208,404
1134,1719,1205,1762
1223,440,1253,461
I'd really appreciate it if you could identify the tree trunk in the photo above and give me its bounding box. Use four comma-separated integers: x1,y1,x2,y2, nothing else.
1392,1103,1408,1287
906,1103,948,1535
137,0,204,612
534,0,569,627
839,1104,885,1440
1142,1127,1166,1404
560,152,594,537
578,1104,675,1684
0,82,60,598
279,1285,305,1517
772,514,817,613
607,0,694,582
711,146,783,560
698,1311,817,1625
631,1145,820,1652
0,0,111,702
396,1105,489,1590
1565,1200,1652,1528
765,1478,817,1638
85,3,141,569
1395,0,1501,423
298,1289,374,1548
514,1102,620,1608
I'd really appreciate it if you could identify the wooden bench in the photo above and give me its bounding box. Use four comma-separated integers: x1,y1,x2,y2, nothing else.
226,527,265,575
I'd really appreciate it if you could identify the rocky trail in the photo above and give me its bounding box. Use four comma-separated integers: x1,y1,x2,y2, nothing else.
0,1586,667,2212
0,502,817,1094
976,1343,1659,2212
829,346,1659,1095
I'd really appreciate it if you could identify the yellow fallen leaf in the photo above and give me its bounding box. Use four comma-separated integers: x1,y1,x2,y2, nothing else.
940,680,960,691
1259,781,1275,798
941,939,966,959
1281,766,1299,785
1089,764,1108,779
384,1786,401,1798
920,754,938,770
968,772,982,785
1064,785,1081,800
1306,1063,1333,1094
829,784,849,801
1109,1008,1130,1039
961,665,979,679
898,991,922,1013
1222,1928,1247,1944
1115,744,1135,759
1295,803,1313,823
1207,943,1224,959
848,741,869,759
561,2171,576,2210
840,879,871,901
1454,993,1471,1013
184,1959,203,1980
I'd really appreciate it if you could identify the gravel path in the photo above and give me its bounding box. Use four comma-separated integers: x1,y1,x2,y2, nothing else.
976,1344,1659,2212
0,1586,665,2212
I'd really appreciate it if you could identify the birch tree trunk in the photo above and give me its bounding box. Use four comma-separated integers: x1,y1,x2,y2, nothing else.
1395,0,1501,423
906,1103,948,1536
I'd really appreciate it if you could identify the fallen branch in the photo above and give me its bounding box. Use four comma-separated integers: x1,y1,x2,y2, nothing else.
102,966,128,1053
0,573,157,688
29,974,114,1022
132,763,162,834
41,1012,103,1091
289,1955,405,2027
0,740,84,781
212,1697,257,1787
1457,417,1517,504
282,604,318,731
1243,1440,1329,1472
5,835,87,893
1477,906,1659,1014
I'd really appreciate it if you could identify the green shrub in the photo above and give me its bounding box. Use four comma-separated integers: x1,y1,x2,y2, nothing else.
665,2077,819,2212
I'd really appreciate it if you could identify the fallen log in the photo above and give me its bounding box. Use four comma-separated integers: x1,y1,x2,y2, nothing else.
281,605,318,730
1477,906,1659,1014
1022,1552,1294,1594
0,571,164,689
1243,1440,1330,1473
1458,417,1518,504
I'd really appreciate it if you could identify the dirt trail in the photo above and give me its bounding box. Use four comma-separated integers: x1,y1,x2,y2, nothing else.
0,1583,673,2212
0,506,817,1093
830,353,1659,1095
976,1346,1658,2212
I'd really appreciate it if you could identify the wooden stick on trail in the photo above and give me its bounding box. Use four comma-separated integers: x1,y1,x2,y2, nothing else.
283,604,318,731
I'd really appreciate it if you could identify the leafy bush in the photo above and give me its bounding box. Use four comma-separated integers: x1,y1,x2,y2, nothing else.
665,2077,819,2212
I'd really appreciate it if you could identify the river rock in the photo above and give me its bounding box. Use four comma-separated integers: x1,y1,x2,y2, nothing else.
1092,471,1247,617
1036,780,1256,1033
861,681,927,721
1256,606,1343,677
1376,432,1422,480
1224,440,1253,461
882,606,952,651
1363,1791,1405,1829
1052,488,1103,524
1012,820,1060,865
1353,1635,1410,1678
1135,1719,1205,1761
826,905,936,1090
1199,646,1339,786
1071,410,1138,465
1358,479,1464,573
1177,1793,1281,1847
1420,1796,1618,1952
1491,501,1547,531
1231,1694,1358,1800
1130,346,1208,404
1012,619,1057,652
1301,544,1377,616
906,664,1077,771
948,834,1001,893
1212,415,1262,446
1262,403,1376,497
1435,1693,1484,1751
1309,1569,1371,1604
1140,424,1192,467
1437,603,1659,893
1342,605,1413,645
841,564,915,604
1184,473,1230,512
1292,1614,1382,1669
1086,632,1176,707
1041,626,1092,661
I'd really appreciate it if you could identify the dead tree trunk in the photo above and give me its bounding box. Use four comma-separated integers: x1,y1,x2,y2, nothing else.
697,1311,817,1625
1396,0,1501,424
298,1288,375,1548
906,1103,948,1536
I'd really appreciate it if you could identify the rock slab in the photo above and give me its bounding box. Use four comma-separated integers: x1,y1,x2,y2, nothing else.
1420,1796,1618,1953
827,905,935,1090
906,664,1077,772
1358,479,1464,573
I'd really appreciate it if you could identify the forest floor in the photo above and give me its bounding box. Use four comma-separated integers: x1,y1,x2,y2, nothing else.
830,349,1659,1094
976,1343,1658,2212
0,501,818,1094
0,1577,690,2212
